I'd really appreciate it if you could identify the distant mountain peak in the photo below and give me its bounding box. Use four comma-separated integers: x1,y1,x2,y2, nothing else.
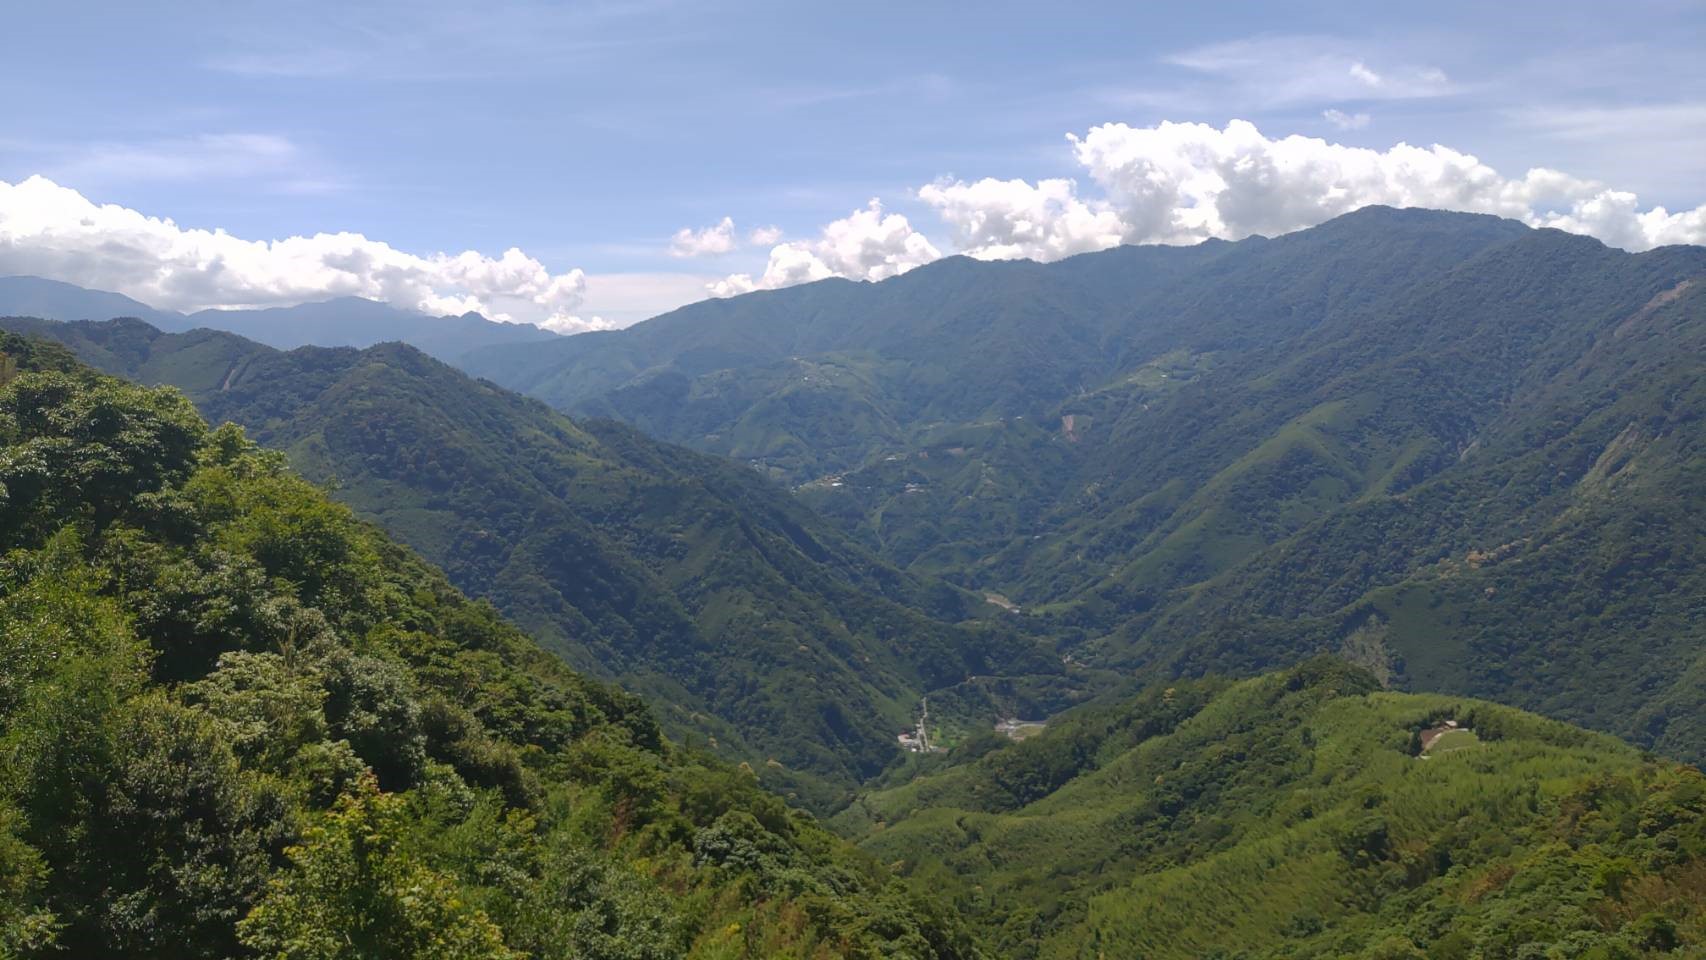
0,275,559,363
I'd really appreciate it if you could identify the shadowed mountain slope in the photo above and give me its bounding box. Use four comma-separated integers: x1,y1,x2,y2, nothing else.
0,316,1064,809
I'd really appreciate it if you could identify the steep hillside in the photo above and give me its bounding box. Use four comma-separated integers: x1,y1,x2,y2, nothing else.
459,208,1706,762
1088,245,1706,761
0,331,982,959
0,317,1069,809
832,658,1706,959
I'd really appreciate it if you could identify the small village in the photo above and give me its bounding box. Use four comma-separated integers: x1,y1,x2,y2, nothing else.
898,697,1048,752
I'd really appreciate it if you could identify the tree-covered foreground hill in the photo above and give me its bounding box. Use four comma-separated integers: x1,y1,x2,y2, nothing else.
0,332,983,959
832,658,1706,960
0,317,1070,810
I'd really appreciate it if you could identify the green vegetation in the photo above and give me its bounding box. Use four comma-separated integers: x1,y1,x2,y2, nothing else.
458,207,1706,763
0,333,982,958
833,658,1706,959
4,207,1705,956
0,318,1072,810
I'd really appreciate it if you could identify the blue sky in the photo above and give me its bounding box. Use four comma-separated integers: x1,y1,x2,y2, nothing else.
2,0,1703,330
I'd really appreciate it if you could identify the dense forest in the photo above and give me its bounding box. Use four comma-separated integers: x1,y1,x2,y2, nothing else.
835,659,1706,958
0,332,982,958
0,317,1071,810
5,335,1700,957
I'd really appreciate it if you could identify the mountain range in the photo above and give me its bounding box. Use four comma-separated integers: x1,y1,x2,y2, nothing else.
0,275,559,365
454,206,1706,764
3,203,1705,956
9,206,1706,770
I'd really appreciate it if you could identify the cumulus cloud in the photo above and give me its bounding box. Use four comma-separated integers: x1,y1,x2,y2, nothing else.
917,177,1124,261
711,200,939,297
707,120,1705,299
0,175,587,327
668,216,736,257
1322,108,1371,130
1065,120,1706,249
13,119,1704,323
536,312,616,335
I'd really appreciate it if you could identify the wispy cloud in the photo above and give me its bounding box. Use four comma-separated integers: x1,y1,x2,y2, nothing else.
1164,35,1457,106
761,74,957,111
41,134,299,183
204,0,689,82
8,133,348,195
206,50,360,80
1512,101,1706,142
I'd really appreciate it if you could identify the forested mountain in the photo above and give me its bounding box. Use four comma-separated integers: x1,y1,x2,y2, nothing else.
458,207,1706,763
0,316,1067,809
457,207,1531,480
832,657,1706,959
0,331,982,958
5,201,1706,958
0,276,559,365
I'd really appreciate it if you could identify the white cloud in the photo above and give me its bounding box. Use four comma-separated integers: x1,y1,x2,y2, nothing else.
668,216,736,257
0,175,587,327
706,120,1705,300
1322,108,1371,130
1064,119,1706,249
711,200,939,297
536,313,616,335
917,177,1124,261
1348,61,1383,88
18,116,1699,328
